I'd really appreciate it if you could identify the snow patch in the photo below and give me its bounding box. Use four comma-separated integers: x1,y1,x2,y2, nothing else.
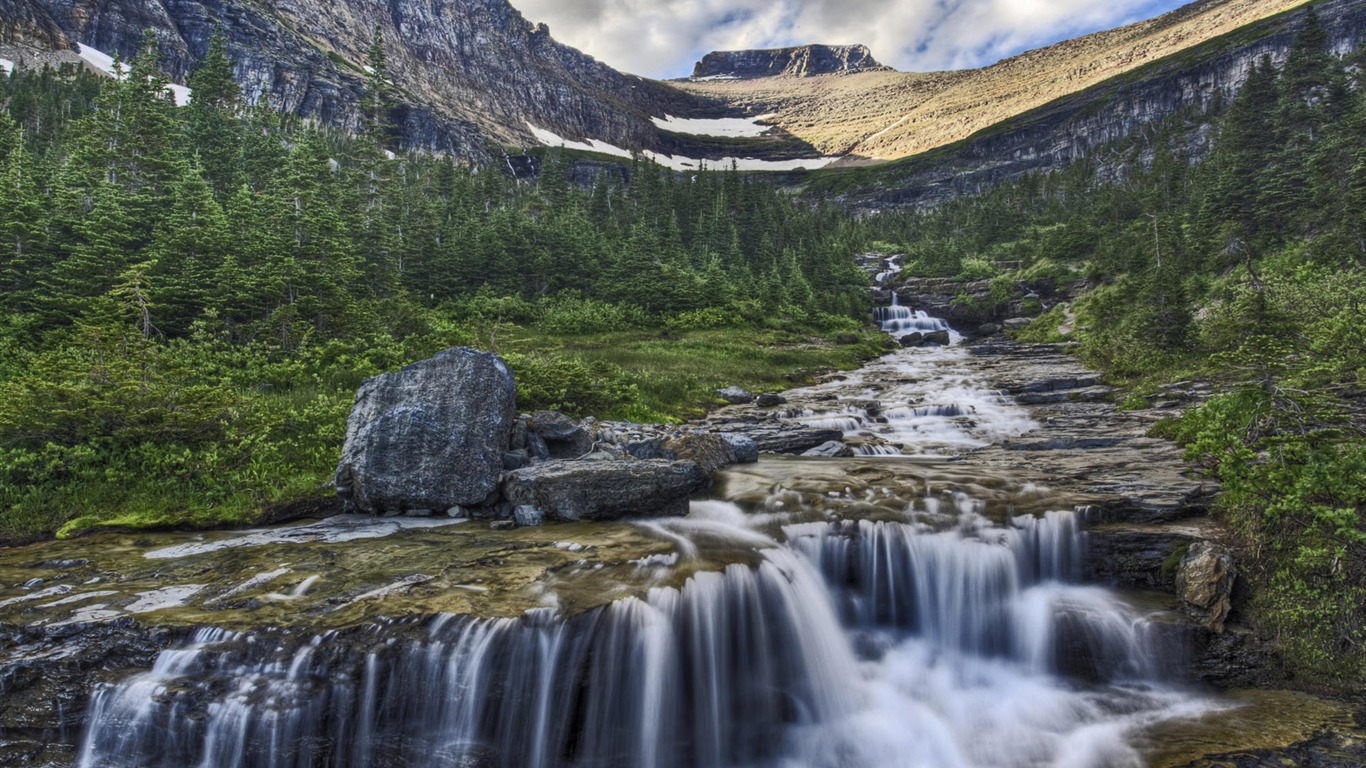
77,44,192,107
689,74,739,82
651,114,777,138
526,122,634,160
77,44,128,77
167,83,192,106
527,122,839,172
0,58,14,76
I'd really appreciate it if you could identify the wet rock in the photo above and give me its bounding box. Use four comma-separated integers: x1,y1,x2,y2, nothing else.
710,423,846,455
1176,541,1236,633
802,440,855,458
756,392,787,407
716,386,756,404
512,505,546,527
719,433,759,464
336,348,516,515
923,330,951,346
665,433,738,474
900,332,925,347
502,460,710,521
623,436,672,460
489,520,516,531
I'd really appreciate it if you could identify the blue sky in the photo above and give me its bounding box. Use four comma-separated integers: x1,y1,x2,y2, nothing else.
507,0,1193,79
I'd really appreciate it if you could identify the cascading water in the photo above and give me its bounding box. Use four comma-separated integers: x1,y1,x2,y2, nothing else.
77,503,1207,768
74,261,1211,767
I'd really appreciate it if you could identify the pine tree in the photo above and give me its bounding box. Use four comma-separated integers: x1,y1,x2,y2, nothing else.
185,31,243,197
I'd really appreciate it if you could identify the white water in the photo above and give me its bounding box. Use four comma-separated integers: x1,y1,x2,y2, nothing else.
75,262,1210,765
767,269,1038,457
77,499,1211,768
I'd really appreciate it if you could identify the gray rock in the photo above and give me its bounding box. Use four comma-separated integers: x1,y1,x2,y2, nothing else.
664,433,737,473
719,433,759,464
923,330,951,346
624,437,672,460
502,460,710,521
1176,541,1236,633
527,411,594,458
756,392,787,407
335,348,516,515
1004,318,1032,331
802,440,855,458
527,432,551,461
717,386,756,404
977,323,1001,336
490,520,516,531
502,450,530,471
509,417,529,451
899,332,925,347
512,505,546,527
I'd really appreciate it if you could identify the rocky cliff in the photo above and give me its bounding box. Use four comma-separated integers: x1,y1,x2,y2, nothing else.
692,44,884,79
817,0,1366,209
5,0,706,161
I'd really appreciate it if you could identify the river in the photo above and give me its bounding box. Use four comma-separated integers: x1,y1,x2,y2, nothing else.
0,284,1359,767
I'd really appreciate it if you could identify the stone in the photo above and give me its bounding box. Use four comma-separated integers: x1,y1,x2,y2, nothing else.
527,411,594,459
716,386,756,404
802,440,855,458
335,348,516,515
502,450,530,470
512,505,546,527
1004,318,1032,331
977,323,1001,336
899,332,925,347
445,506,467,518
502,460,710,521
719,433,759,464
1175,541,1236,633
489,520,516,531
923,330,951,346
756,392,787,407
664,433,737,474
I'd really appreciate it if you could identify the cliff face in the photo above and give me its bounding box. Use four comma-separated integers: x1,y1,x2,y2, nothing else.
11,0,705,161
823,0,1366,209
692,44,883,79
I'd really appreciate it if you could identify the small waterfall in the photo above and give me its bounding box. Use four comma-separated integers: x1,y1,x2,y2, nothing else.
786,511,1179,683
875,294,950,338
77,504,1198,768
77,552,862,768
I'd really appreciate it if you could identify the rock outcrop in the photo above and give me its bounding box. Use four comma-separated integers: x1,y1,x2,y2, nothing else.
12,0,701,161
336,348,516,514
692,44,883,79
502,460,710,521
1176,541,1237,633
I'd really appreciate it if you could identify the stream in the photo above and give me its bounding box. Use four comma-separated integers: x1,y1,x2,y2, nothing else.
1,278,1360,767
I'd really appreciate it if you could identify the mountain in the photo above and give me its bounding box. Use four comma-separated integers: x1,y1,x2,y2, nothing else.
692,44,885,79
0,0,707,162
0,0,1356,181
675,0,1313,163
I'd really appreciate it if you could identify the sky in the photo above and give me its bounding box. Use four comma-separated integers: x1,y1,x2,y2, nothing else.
506,0,1192,79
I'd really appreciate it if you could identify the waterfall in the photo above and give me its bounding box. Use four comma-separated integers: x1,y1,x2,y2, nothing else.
874,294,951,338
77,505,1199,768
77,551,862,768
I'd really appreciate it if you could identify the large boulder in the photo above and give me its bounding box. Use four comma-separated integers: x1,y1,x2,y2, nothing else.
502,460,710,521
335,348,517,514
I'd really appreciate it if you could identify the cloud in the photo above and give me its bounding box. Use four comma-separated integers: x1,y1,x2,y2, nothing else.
507,0,1189,79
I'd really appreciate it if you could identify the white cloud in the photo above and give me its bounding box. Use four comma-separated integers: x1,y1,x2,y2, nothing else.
507,0,1188,78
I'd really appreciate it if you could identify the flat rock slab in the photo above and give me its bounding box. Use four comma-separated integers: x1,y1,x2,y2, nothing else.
502,460,710,521
336,348,516,514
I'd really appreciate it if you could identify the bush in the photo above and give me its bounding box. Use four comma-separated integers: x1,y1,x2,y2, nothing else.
535,296,642,335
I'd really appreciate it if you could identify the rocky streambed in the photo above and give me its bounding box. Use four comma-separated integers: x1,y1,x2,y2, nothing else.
1,303,1363,766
